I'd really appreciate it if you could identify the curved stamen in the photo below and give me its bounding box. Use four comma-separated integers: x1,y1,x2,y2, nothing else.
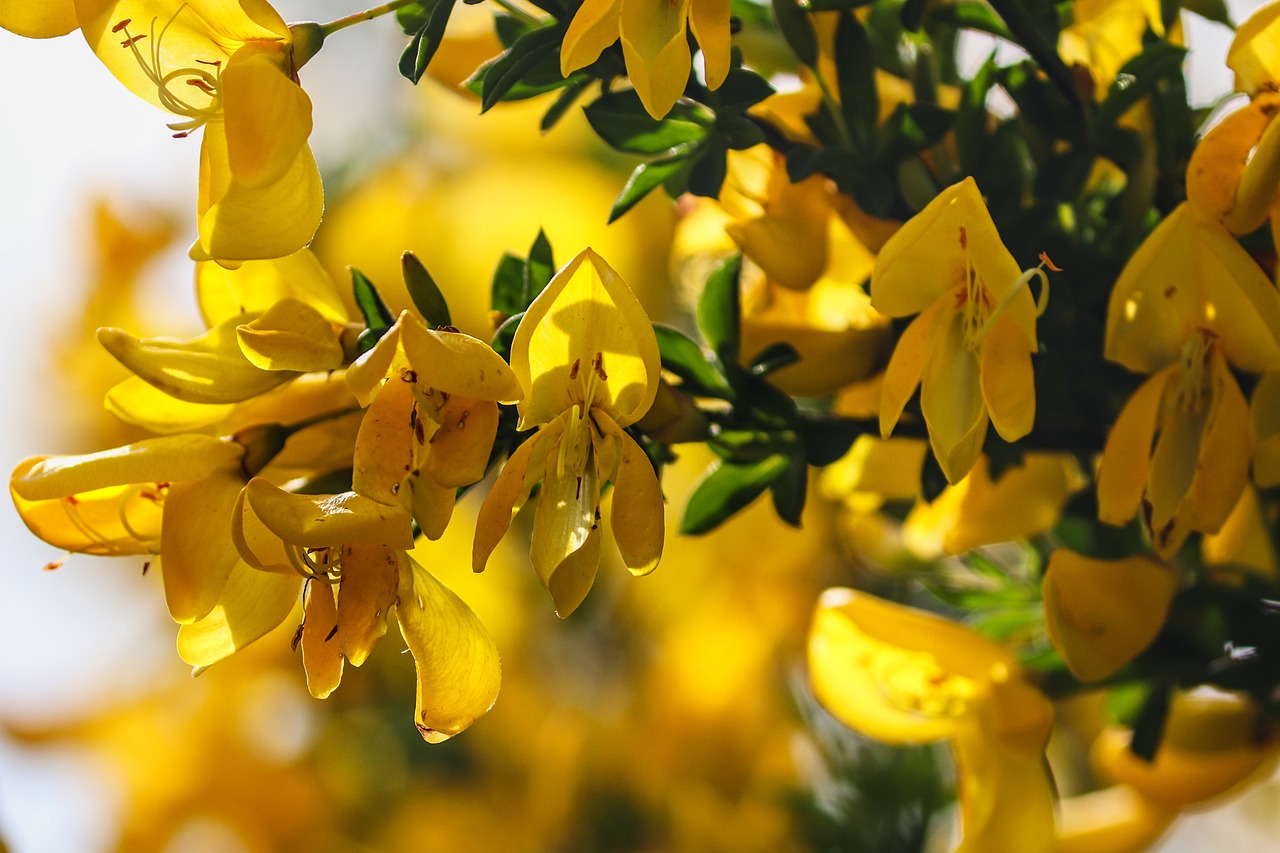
114,4,224,135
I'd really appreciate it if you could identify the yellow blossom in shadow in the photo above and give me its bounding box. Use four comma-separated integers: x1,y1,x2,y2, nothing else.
1186,93,1280,238
1059,0,1166,99
808,588,1058,853
1202,486,1278,579
873,177,1047,484
76,0,322,261
474,248,663,617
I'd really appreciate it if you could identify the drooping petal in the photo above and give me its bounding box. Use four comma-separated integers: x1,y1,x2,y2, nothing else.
196,249,347,327
920,309,986,482
409,474,457,541
11,435,242,501
879,300,940,438
351,363,416,507
511,248,660,428
1042,550,1177,682
689,0,730,89
235,297,342,372
530,430,603,617
0,0,78,37
160,468,244,623
335,543,398,667
1251,371,1280,487
395,554,501,742
301,580,343,699
596,411,664,575
242,478,415,550
1096,367,1172,526
220,42,312,188
560,0,621,75
98,318,296,404
1176,350,1252,537
176,558,300,668
619,0,692,119
725,170,830,291
981,312,1035,442
193,121,323,262
104,376,234,434
423,397,500,488
472,426,553,571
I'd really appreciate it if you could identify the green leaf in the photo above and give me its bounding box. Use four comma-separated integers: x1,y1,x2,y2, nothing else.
899,0,927,31
477,25,563,112
401,252,452,328
525,230,555,300
1182,0,1233,26
608,148,696,222
350,267,395,355
396,2,431,33
490,253,528,318
715,114,766,149
697,254,742,366
687,137,729,198
1129,679,1173,763
772,0,818,67
680,455,790,534
584,90,709,154
770,457,807,527
955,52,998,175
794,416,867,466
398,0,457,85
931,1,1013,39
875,102,955,159
541,77,593,132
653,324,734,399
710,68,776,112
835,12,878,152
1033,148,1094,203
1095,42,1188,135
491,312,523,360
748,341,801,376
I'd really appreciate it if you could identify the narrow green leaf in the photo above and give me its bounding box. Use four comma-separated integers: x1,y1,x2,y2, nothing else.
1129,680,1172,763
770,458,807,527
479,26,562,112
795,416,868,466
711,68,776,112
1183,0,1233,26
716,114,766,149
608,149,696,222
687,137,729,198
653,324,734,399
490,253,528,317
584,90,709,154
748,341,801,376
525,230,555,301
396,2,431,32
835,12,878,152
351,267,395,355
401,252,451,328
772,0,818,67
1096,42,1188,134
931,1,1013,39
541,77,593,132
397,0,457,85
680,455,790,535
955,52,997,175
696,254,742,366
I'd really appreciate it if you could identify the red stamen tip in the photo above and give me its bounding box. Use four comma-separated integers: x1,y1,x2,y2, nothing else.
1038,251,1062,272
111,18,131,32
120,34,146,48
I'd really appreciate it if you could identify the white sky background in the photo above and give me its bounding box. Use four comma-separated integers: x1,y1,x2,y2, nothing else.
0,1,1276,851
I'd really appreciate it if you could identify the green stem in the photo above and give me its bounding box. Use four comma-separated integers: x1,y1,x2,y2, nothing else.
984,0,1084,116
490,0,540,27
319,0,416,37
811,67,856,150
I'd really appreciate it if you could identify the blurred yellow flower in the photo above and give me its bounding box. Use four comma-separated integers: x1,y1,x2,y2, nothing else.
1059,0,1166,98
77,0,322,261
808,588,1057,852
560,0,729,119
474,248,664,617
1228,0,1280,96
873,177,1046,484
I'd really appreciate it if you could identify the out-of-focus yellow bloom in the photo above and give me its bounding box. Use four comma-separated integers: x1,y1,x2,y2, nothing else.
1042,550,1177,682
1098,202,1280,556
1054,785,1176,853
873,177,1046,484
77,0,322,261
560,0,729,119
809,588,1058,853
346,310,522,539
1059,0,1166,98
904,453,1087,556
1202,486,1279,578
1228,0,1280,96
474,248,663,617
1093,688,1280,808
0,0,76,36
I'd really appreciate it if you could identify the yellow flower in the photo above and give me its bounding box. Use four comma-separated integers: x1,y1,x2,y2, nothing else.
1097,202,1280,556
1059,0,1166,98
1227,0,1280,96
232,479,500,741
560,0,729,119
345,310,523,539
873,177,1047,484
1186,92,1280,237
1041,550,1177,682
808,588,1058,853
473,248,664,617
77,0,322,261
0,0,76,37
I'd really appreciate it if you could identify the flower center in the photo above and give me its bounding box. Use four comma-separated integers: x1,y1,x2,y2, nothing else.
955,225,1055,353
1174,328,1216,416
866,643,977,719
113,5,224,138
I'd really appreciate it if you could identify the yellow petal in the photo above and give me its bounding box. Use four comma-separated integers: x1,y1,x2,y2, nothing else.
725,171,830,291
1186,94,1280,223
98,318,295,404
1202,487,1279,578
512,247,660,428
352,370,416,507
10,435,242,501
176,558,299,667
689,0,729,89
423,397,499,488
472,426,552,571
1251,371,1280,487
808,588,1014,744
395,554,501,742
409,474,457,541
194,121,323,262
1042,550,1177,682
981,312,1035,442
879,301,938,437
920,308,986,482
160,468,245,623
1096,367,1171,526
104,376,234,434
560,0,620,75
220,42,312,188
236,297,342,372
345,320,405,407
872,177,1022,323
952,710,1057,853
1177,350,1252,535
1105,203,1280,374
10,478,163,556
197,249,346,327
596,412,664,575
401,315,523,402
530,437,602,617
301,580,343,699
243,478,416,550
1228,0,1280,95
619,0,692,119
1054,786,1176,853
335,543,398,667
230,482,294,574
0,0,77,37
